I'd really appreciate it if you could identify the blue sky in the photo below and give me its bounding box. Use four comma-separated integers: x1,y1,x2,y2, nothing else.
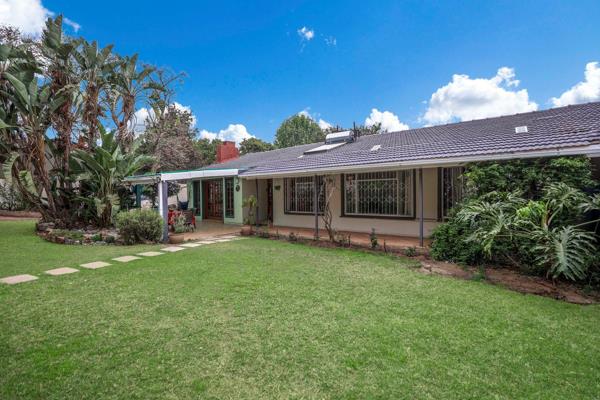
5,0,600,143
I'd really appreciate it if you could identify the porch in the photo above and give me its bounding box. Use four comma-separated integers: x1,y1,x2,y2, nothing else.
182,220,241,241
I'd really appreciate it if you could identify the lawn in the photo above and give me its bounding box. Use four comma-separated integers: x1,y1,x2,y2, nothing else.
1,221,599,399
0,220,162,275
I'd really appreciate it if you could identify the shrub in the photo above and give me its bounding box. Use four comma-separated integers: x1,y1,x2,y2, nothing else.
91,233,103,242
369,228,378,249
430,217,485,265
116,209,163,245
404,246,417,257
288,232,297,242
51,229,84,240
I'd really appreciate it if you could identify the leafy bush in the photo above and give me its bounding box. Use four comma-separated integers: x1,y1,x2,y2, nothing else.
51,229,84,240
116,209,163,245
403,246,417,257
91,233,103,242
0,181,30,211
456,183,600,281
464,157,596,200
430,216,485,265
369,228,378,249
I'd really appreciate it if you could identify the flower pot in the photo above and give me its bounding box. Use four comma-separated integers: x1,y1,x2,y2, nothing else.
169,233,185,244
241,225,253,236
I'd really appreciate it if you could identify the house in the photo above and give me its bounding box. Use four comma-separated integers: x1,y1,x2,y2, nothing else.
126,102,600,243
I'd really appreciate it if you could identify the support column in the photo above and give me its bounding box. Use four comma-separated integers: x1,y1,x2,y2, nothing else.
419,168,424,247
158,180,169,242
314,175,319,240
254,179,259,228
135,185,142,208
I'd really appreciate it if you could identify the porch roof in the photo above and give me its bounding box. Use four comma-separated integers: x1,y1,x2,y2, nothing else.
124,168,238,185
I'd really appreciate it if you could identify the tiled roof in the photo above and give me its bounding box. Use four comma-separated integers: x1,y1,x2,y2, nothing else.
206,102,600,177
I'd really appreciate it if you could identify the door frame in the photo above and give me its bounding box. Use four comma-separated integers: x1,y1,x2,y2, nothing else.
202,179,224,221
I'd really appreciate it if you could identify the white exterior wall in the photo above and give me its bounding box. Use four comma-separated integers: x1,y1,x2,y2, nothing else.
264,167,439,237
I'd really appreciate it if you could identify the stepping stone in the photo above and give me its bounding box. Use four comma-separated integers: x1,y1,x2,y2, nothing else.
137,251,164,257
212,238,233,242
0,274,38,285
45,267,79,276
218,235,238,239
112,255,142,263
161,246,185,252
180,243,202,248
80,261,111,269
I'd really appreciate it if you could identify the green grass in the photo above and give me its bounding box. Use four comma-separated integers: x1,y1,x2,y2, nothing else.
1,221,599,399
0,220,162,275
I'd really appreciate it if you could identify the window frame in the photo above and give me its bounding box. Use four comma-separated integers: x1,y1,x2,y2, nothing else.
224,177,235,218
340,170,416,220
438,166,465,220
283,176,325,215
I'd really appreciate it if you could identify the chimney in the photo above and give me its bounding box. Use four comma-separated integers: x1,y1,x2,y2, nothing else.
216,141,240,163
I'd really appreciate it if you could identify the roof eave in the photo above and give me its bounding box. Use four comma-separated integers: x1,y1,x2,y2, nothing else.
239,143,600,178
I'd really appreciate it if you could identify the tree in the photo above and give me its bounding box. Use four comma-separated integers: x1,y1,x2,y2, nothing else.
71,128,152,227
194,138,222,166
239,137,273,155
274,114,324,148
352,122,384,137
137,104,201,172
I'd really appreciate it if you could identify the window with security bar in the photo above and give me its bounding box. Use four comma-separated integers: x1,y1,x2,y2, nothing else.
344,171,414,217
224,178,234,218
284,176,325,214
439,167,465,219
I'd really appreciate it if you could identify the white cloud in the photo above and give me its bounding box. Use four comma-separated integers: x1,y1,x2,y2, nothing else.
325,36,337,46
551,62,600,107
297,26,314,41
0,0,81,36
318,119,332,130
365,108,409,132
132,107,153,135
422,67,538,125
298,108,332,131
199,124,253,145
63,17,81,32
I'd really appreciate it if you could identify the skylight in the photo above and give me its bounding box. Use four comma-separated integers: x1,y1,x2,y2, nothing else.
304,142,346,154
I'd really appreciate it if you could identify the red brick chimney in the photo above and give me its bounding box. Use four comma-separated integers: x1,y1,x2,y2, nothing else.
216,141,240,163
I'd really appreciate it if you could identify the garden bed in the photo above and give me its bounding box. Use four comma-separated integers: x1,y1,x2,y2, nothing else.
250,229,600,305
36,222,122,245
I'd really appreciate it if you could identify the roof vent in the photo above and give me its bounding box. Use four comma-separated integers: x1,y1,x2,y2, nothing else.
325,130,355,144
370,144,381,152
515,125,528,133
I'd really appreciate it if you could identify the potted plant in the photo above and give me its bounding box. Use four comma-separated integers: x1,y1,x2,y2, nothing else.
241,195,257,236
169,214,189,244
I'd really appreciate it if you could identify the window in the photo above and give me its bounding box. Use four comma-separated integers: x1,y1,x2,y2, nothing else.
224,178,234,218
192,181,201,214
343,171,414,217
284,176,324,214
439,167,465,219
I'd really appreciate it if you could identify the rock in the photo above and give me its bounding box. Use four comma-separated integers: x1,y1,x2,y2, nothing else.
36,222,55,232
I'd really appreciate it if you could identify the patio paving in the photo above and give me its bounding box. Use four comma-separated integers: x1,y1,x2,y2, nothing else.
112,255,142,263
161,246,185,252
80,261,111,269
0,274,38,284
137,251,164,257
45,267,79,276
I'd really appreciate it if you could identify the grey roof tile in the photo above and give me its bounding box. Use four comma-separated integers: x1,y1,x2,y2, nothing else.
206,102,600,176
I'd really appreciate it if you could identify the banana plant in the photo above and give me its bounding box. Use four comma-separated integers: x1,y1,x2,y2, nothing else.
71,127,153,226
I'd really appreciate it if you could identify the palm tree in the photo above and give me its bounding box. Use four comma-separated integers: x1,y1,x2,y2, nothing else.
73,39,115,148
107,55,157,151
